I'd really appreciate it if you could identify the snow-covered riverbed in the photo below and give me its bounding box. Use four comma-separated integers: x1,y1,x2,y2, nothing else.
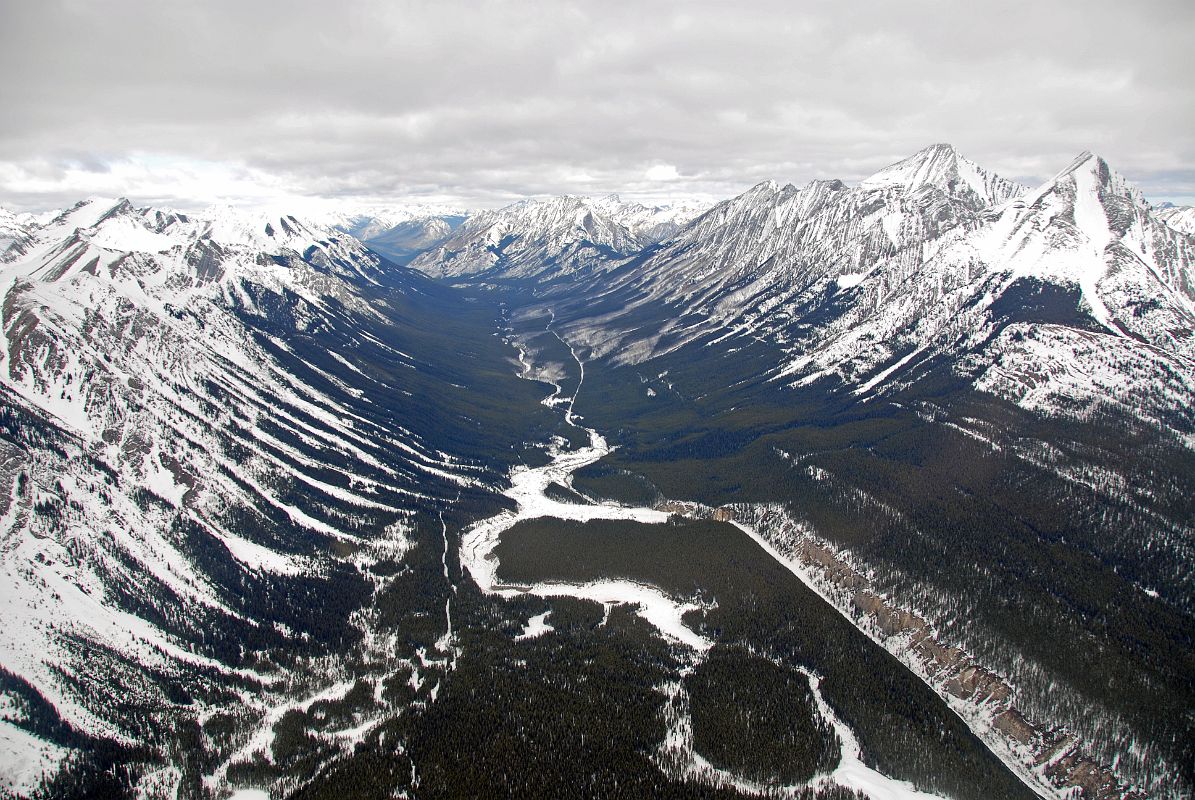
459,332,704,650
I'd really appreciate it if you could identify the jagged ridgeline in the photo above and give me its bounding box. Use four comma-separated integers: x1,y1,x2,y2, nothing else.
1,142,1192,800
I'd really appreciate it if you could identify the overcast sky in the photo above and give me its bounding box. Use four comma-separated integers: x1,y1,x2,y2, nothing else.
1,0,1192,212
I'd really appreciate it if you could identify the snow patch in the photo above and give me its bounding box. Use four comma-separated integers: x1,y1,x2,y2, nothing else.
515,611,554,641
0,720,68,795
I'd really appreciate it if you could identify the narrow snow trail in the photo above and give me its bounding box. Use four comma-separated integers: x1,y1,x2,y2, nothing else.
457,318,952,799
549,328,583,426
434,510,458,662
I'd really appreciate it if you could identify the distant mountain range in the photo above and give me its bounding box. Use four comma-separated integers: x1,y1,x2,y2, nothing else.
410,194,710,281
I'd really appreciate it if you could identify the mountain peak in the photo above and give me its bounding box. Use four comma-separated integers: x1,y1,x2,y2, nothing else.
1053,151,1118,189
860,144,1023,207
38,196,132,240
860,143,962,187
918,142,963,160
740,179,781,199
1023,151,1141,216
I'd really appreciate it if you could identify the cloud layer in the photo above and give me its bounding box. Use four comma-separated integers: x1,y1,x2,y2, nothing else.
1,0,1192,211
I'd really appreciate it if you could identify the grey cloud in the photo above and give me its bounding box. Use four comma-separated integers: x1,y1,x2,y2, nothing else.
1,0,1192,211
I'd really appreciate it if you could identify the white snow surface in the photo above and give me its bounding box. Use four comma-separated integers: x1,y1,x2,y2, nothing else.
0,720,66,795
515,611,554,640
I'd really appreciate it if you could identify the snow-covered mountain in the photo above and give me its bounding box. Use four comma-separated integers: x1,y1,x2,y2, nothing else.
0,198,539,796
858,142,1023,206
313,203,468,242
1156,203,1195,235
547,146,1195,442
554,144,1022,356
0,208,42,263
411,194,707,282
594,194,713,243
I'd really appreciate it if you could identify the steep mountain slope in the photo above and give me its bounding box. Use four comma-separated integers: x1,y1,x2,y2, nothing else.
0,209,40,264
0,199,555,797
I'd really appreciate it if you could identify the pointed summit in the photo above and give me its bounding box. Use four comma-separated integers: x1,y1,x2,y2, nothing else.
1048,151,1118,193
1018,151,1147,243
861,144,1023,207
1043,151,1147,211
738,179,781,201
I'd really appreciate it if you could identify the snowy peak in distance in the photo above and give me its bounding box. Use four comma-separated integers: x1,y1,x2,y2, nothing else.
860,143,1024,207
1,197,393,315
1156,204,1195,235
410,193,708,281
316,203,469,242
32,197,362,258
595,193,714,242
0,206,43,262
